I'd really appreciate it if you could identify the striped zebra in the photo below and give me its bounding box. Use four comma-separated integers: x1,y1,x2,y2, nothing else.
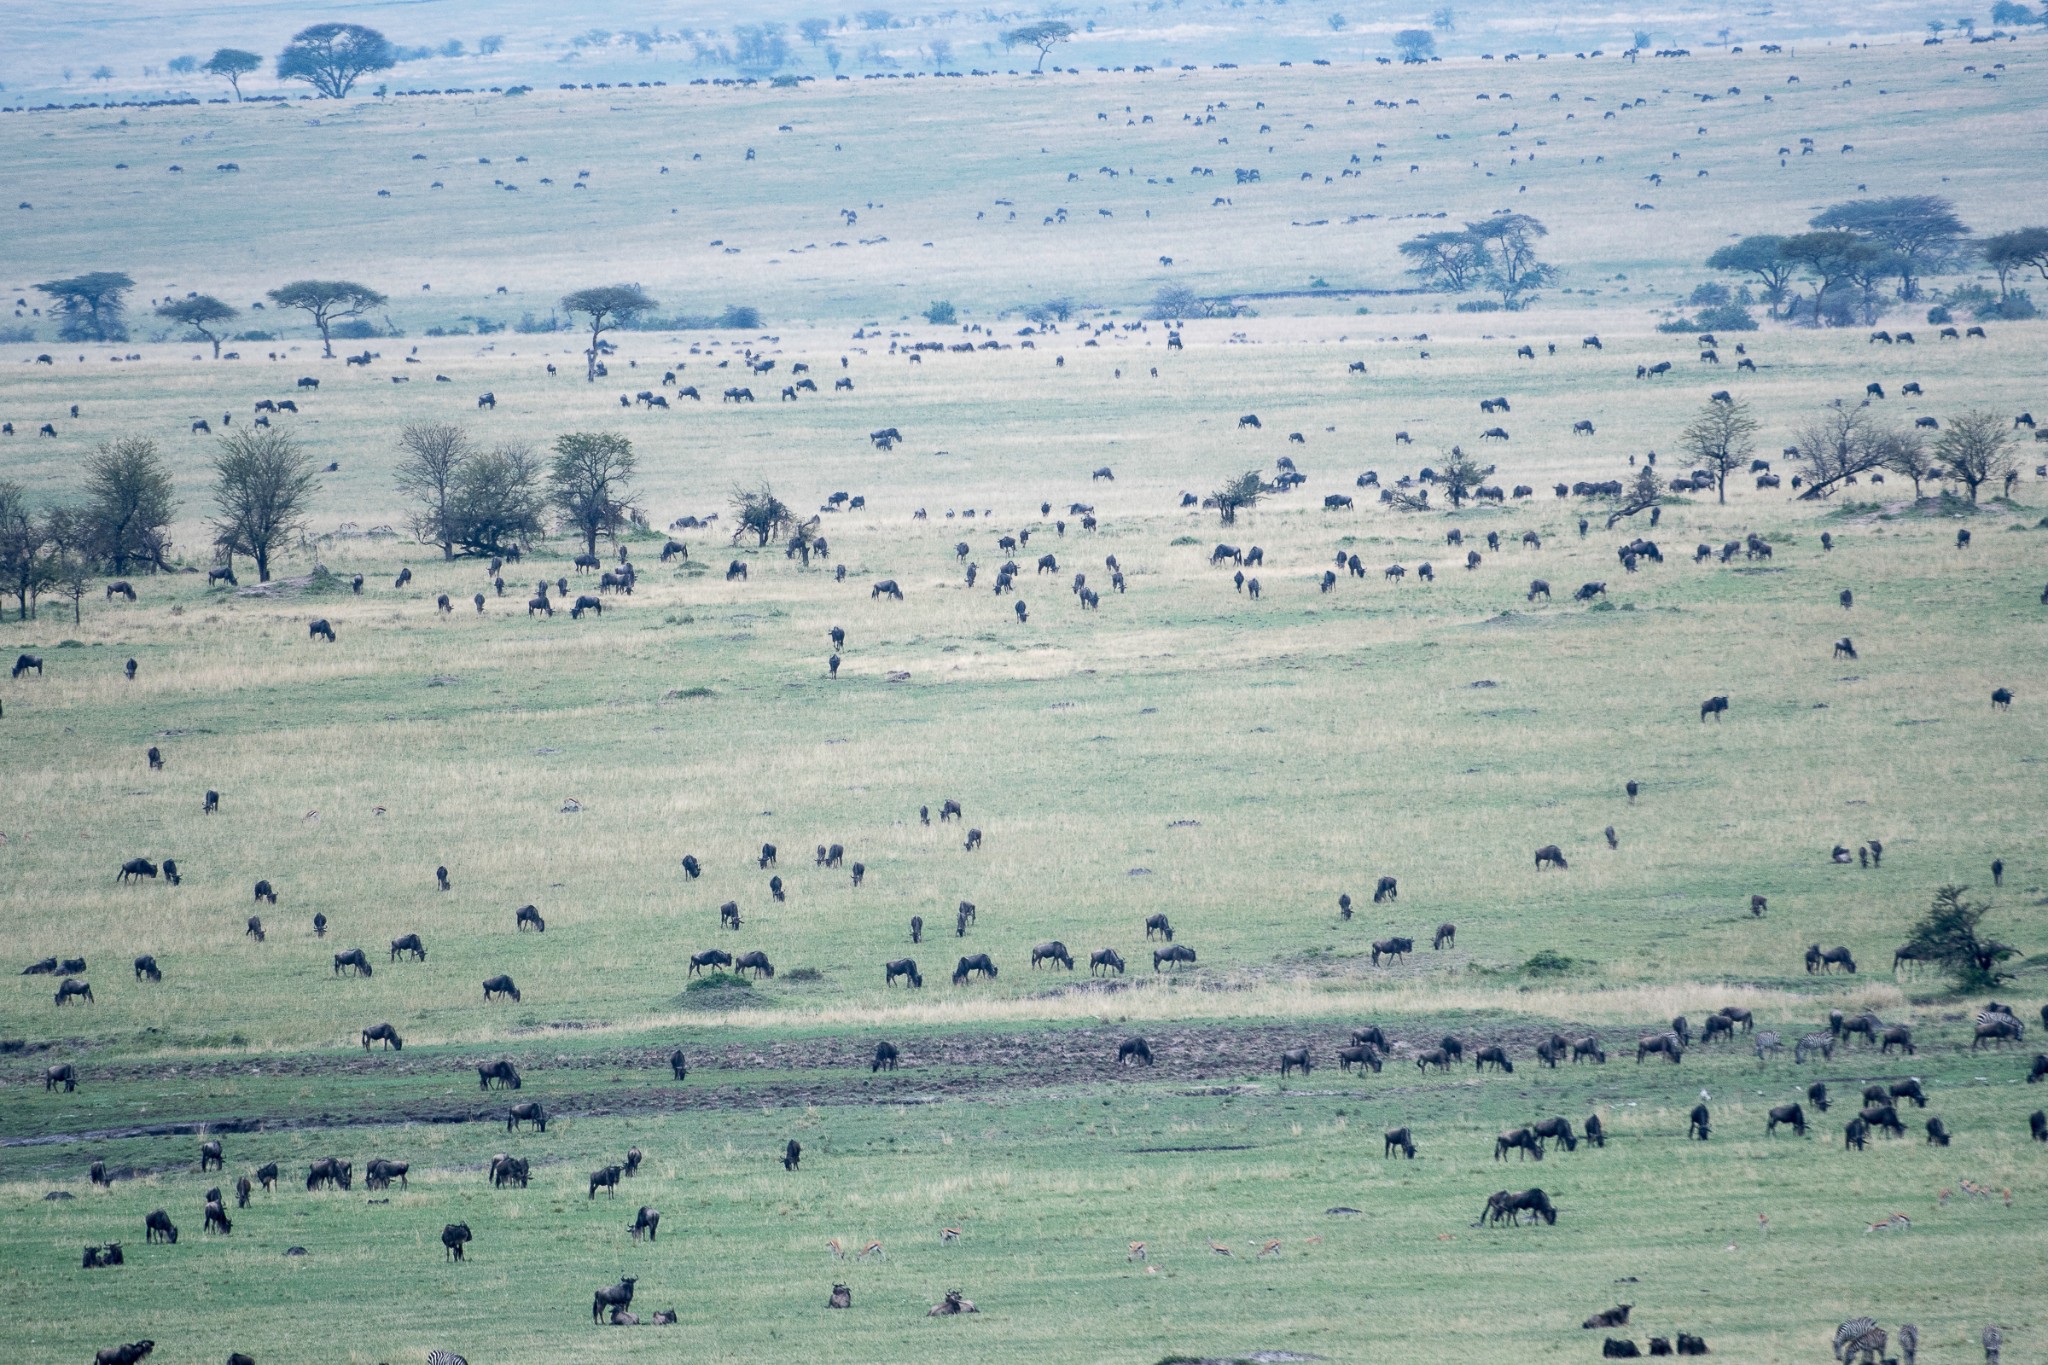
1753,1031,1782,1064
1834,1318,1884,1363
427,1353,468,1365
1795,1031,1836,1064
1976,1008,2023,1036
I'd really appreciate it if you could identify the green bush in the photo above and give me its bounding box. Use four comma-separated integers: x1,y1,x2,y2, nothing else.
924,300,958,325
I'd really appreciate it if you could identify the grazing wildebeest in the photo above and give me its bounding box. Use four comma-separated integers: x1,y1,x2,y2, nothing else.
361,1022,403,1051
1371,936,1412,966
234,1174,251,1208
871,578,903,600
1495,1127,1544,1161
1533,844,1567,871
308,619,335,642
868,1040,901,1073
477,1060,521,1090
1991,686,2012,709
145,1210,178,1243
1488,1188,1558,1226
508,1101,547,1133
1337,1044,1382,1074
909,915,923,944
1532,1117,1576,1152
515,904,545,932
366,1159,409,1190
389,933,425,962
1378,1125,1418,1159
1031,941,1074,970
964,827,982,850
1809,945,1857,975
133,955,160,982
1153,944,1196,972
1475,1046,1514,1073
1701,1014,1734,1046
1118,1036,1154,1066
1860,1103,1905,1138
55,978,93,1005
1416,1048,1453,1073
442,1222,472,1260
734,951,775,978
1637,1034,1682,1064
1279,1047,1313,1077
782,1139,802,1171
1089,948,1126,976
1700,695,1729,722
45,1063,77,1091
1880,1025,1915,1055
483,974,521,1002
1889,1078,1927,1109
489,1154,530,1188
245,916,263,941
1574,581,1605,602
589,1164,623,1198
884,957,922,988
332,948,372,977
952,953,997,984
939,799,963,822
95,1344,154,1365
1145,913,1174,941
200,1140,223,1171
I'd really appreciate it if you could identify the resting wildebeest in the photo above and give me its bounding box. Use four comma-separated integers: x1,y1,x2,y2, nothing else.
1031,941,1074,970
508,1101,547,1132
1145,913,1174,940
589,1164,623,1198
1371,937,1412,966
1279,1047,1313,1077
45,1063,77,1091
1118,1037,1154,1066
1090,948,1125,975
477,1060,521,1090
884,957,922,988
515,904,545,932
332,948,372,977
442,1222,472,1260
734,951,775,978
361,1022,403,1051
145,1210,178,1243
55,978,93,1005
483,974,522,1001
953,953,998,983
1153,944,1196,972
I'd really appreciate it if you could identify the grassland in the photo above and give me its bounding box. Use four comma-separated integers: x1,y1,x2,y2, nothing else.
2,30,2047,1365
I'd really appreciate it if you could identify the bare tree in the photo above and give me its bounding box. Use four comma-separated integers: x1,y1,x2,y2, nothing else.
395,424,473,559
0,482,56,620
1606,464,1666,528
1678,398,1759,504
209,428,318,582
730,484,794,545
1880,427,1938,498
82,437,176,573
156,295,238,358
549,433,637,555
1934,411,2018,503
1210,470,1261,525
45,507,93,626
560,285,656,381
267,280,386,358
1793,401,1893,499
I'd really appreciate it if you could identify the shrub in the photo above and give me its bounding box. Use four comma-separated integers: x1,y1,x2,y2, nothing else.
923,300,957,325
1521,949,1586,975
1925,304,1953,325
1454,299,1503,312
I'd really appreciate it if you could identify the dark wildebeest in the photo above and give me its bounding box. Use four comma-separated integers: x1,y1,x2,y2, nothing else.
783,1140,802,1171
1384,1127,1416,1158
361,1022,403,1051
1574,581,1606,602
1338,1044,1382,1074
478,1060,521,1090
515,904,545,932
1701,1014,1734,1045
1688,1104,1712,1140
1279,1047,1313,1077
909,915,923,944
1433,922,1455,950
134,955,163,982
758,842,777,868
1534,844,1567,871
1973,1017,2022,1049
589,1164,623,1198
1488,1188,1558,1226
1153,945,1196,972
2030,1053,2048,1084
1766,1103,1807,1137
871,1041,900,1072
689,950,732,976
144,1210,178,1243
2034,1110,2048,1142
1810,945,1857,975
365,1159,409,1190
1889,1078,1927,1108
1353,1025,1389,1052
203,789,221,815
631,1205,661,1241
45,1063,77,1091
1371,937,1412,966
1373,875,1398,903
734,951,775,978
1992,686,2012,709
884,958,922,988
1118,1037,1154,1066
1145,913,1174,940
389,933,425,962
1090,948,1125,975
245,916,263,941
1700,695,1729,721
1031,941,1074,970
1585,1305,1632,1329
55,978,93,1005
1880,1025,1916,1055
234,1175,251,1208
1527,579,1550,601
953,953,998,983
95,1344,154,1365
508,1101,547,1133
254,1162,277,1191
200,1140,223,1171
1532,1117,1577,1151
332,948,372,977
483,974,521,1002
308,619,335,642
720,901,742,930
489,1154,530,1188
1439,1036,1466,1063
1860,1103,1905,1138
1495,1128,1544,1161
1925,1116,1951,1146
1475,1046,1514,1073
964,828,983,850
11,652,43,679
442,1222,472,1260
1416,1048,1453,1073
1637,1034,1682,1064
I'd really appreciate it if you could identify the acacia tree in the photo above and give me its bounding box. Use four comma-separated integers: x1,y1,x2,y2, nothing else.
276,23,394,98
1399,231,1489,293
1706,235,1797,317
1678,398,1759,504
35,271,135,342
82,437,176,573
1437,448,1484,507
1979,226,2048,298
201,48,262,99
1777,231,1876,323
1934,411,2017,503
0,482,56,621
1002,21,1074,72
1881,427,1939,498
447,442,546,557
267,279,386,358
1904,885,2016,991
549,433,637,555
1211,471,1261,525
1792,400,1893,499
1394,28,1436,61
560,284,655,382
209,427,318,582
156,294,237,358
1465,214,1553,306
395,424,473,558
730,484,794,545
1810,195,1970,300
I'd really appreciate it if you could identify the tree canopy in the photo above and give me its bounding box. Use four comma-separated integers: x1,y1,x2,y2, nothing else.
277,23,395,99
1002,22,1074,72
82,438,176,574
1706,236,1796,316
1979,226,2048,297
1902,885,2017,991
560,285,656,381
35,272,135,343
1933,411,2018,503
1399,231,1489,293
156,295,237,358
1809,196,1970,300
210,427,318,582
1210,471,1261,525
267,280,386,358
201,48,262,99
548,432,638,555
1677,398,1760,504
1776,231,1877,323
730,484,795,546
1394,29,1436,61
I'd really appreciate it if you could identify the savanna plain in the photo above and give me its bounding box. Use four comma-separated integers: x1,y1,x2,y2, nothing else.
2,9,2047,1364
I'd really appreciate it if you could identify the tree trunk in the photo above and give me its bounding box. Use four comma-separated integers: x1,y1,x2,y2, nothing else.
586,323,602,381
254,545,270,582
211,335,221,359
317,319,333,359
584,525,599,556
1717,472,1727,504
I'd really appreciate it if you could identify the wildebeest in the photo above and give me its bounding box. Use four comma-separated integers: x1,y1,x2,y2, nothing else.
1637,1034,1682,1064
589,1164,623,1198
964,827,982,850
782,1139,802,1171
884,957,922,988
869,1040,901,1073
871,578,903,600
1090,948,1126,975
1495,1127,1544,1161
1279,1046,1313,1077
442,1222,472,1260
1031,941,1074,970
734,951,775,978
1575,581,1606,601
1145,913,1174,940
507,1101,547,1133
332,948,372,977
1384,1127,1416,1158
1337,1044,1382,1074
483,974,521,1002
1153,944,1196,971
1118,1036,1154,1066
55,978,93,1005
365,1159,409,1190
144,1210,178,1243
1485,1188,1557,1225
1992,686,2012,709
1585,1305,1632,1330
308,619,335,642
953,953,998,983
758,842,777,868
1806,945,1856,975
515,905,545,932
361,1022,403,1051
1475,1045,1514,1073
477,1060,521,1090
245,916,263,941
488,1154,530,1188
387,932,425,963
95,1343,154,1365
1533,844,1567,871
44,1062,77,1091
1700,695,1729,721
131,955,161,982
1371,936,1413,966
1416,1048,1453,1073
199,1140,223,1171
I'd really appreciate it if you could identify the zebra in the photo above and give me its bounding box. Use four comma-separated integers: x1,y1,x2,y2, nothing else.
1976,1008,2023,1037
1834,1318,1884,1364
1983,1323,2003,1365
428,1354,469,1365
1794,1031,1836,1064
1899,1322,1917,1365
1753,1031,1782,1064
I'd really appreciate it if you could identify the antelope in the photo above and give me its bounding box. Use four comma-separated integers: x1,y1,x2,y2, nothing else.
857,1240,884,1261
1257,1240,1282,1257
1127,1242,1147,1261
